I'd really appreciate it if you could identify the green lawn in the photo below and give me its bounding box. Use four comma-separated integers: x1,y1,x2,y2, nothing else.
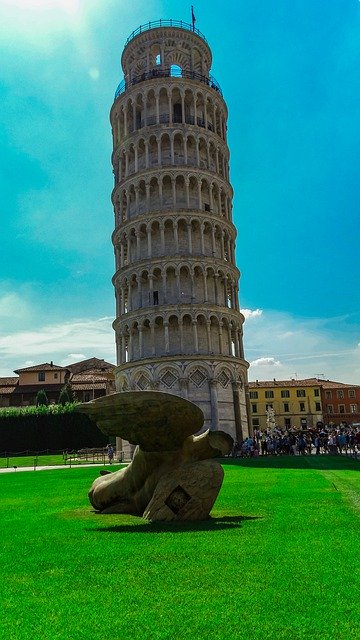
0,454,113,469
0,456,359,640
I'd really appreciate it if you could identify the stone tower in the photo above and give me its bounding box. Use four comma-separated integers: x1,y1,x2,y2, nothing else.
110,20,249,454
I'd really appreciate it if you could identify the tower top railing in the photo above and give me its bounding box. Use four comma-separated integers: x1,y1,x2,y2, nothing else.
114,67,222,100
124,20,208,47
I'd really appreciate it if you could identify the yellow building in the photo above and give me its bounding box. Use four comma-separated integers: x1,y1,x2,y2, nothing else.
248,378,323,432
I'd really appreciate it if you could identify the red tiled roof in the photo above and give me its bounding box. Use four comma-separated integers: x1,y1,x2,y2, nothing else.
14,363,68,374
0,377,19,386
248,378,322,388
71,383,107,391
66,358,115,374
248,378,360,389
71,373,110,383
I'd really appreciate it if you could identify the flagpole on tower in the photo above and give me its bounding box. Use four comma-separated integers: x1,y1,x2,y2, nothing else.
191,5,196,31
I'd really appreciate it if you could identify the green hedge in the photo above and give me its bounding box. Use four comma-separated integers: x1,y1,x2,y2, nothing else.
0,404,108,453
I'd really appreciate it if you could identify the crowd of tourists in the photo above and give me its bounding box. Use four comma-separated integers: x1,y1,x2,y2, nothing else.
232,426,360,458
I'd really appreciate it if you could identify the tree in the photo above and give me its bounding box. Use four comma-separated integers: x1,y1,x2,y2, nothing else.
36,389,49,406
58,383,76,405
58,387,70,406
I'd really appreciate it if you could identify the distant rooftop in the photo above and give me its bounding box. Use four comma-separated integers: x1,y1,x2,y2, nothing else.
248,378,360,389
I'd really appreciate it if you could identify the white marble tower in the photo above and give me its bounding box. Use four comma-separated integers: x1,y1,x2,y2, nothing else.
110,20,249,454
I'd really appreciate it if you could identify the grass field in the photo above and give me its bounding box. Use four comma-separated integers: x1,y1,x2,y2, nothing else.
0,454,113,469
0,455,359,640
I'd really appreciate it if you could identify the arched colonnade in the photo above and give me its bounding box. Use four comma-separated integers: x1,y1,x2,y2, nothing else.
114,263,240,316
113,216,236,269
112,84,227,144
113,131,229,185
113,172,232,224
116,311,245,364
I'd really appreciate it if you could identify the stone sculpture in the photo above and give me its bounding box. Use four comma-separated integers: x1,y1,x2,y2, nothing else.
76,391,233,522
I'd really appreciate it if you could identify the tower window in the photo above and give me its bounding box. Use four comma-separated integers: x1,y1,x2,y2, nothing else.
155,53,161,65
170,64,182,78
153,291,159,305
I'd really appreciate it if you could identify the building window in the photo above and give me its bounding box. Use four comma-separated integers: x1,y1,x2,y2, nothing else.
153,291,159,305
265,390,274,399
252,418,260,427
249,391,258,399
84,392,91,402
325,390,332,399
338,405,345,414
38,372,45,382
314,389,320,397
299,402,305,412
337,390,344,399
283,403,289,412
315,402,321,411
251,404,257,413
54,373,58,379
350,404,358,413
327,404,333,414
297,390,305,397
348,389,355,399
281,390,290,398
284,418,291,428
266,403,273,410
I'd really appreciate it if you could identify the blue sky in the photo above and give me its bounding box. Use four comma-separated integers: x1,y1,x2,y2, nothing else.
0,0,359,383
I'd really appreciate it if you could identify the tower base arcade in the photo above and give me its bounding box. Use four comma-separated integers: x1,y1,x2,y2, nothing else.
115,355,249,459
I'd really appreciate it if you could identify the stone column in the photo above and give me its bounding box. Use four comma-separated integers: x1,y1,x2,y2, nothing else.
120,243,125,268
139,326,143,358
203,270,208,302
218,321,223,354
160,222,165,253
172,177,176,208
173,221,179,253
209,378,219,431
192,320,199,353
187,222,193,254
150,322,155,356
179,319,184,353
138,277,143,308
162,271,167,304
170,135,174,164
206,321,211,352
147,226,152,257
164,321,170,354
232,381,244,442
200,223,205,254
155,93,160,124
179,377,188,399
134,146,138,173
136,230,141,259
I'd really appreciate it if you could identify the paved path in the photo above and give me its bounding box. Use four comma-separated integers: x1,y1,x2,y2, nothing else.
0,463,119,474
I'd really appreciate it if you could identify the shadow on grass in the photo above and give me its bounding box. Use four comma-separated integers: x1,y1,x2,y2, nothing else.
220,454,359,471
90,514,261,534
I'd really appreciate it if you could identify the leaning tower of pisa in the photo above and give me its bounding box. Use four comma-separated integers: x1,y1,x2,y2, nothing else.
110,20,249,453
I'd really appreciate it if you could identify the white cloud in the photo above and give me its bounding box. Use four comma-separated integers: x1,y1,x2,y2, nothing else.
242,308,263,319
250,357,281,367
245,309,360,384
0,292,31,319
0,317,115,375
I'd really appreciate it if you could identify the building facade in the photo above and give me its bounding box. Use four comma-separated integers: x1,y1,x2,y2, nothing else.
321,380,360,426
110,20,249,445
248,378,360,431
0,358,116,407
